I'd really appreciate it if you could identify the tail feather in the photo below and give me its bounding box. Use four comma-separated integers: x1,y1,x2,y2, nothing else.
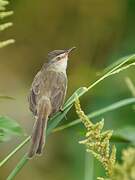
36,117,47,155
28,96,51,158
28,116,42,158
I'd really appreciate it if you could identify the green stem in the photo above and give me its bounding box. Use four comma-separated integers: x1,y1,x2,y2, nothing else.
87,74,108,91
85,152,94,180
0,136,30,167
6,127,53,179
7,154,29,180
125,77,135,97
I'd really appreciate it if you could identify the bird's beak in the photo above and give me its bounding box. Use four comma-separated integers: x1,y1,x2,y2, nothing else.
67,47,76,54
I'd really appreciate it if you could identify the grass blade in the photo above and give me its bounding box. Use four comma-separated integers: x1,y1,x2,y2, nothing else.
0,136,30,167
64,87,88,109
53,98,135,132
125,77,135,97
47,105,72,134
103,54,135,75
7,154,29,180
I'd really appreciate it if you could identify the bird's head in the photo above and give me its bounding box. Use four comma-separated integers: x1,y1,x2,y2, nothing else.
47,47,76,64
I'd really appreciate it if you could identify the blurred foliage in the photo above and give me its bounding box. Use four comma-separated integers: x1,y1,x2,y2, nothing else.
111,147,135,180
0,116,24,142
0,0,14,48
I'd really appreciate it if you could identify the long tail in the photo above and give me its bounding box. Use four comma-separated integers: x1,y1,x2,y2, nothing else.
28,97,51,158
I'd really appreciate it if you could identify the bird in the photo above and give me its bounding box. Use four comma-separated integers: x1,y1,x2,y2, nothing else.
28,47,76,158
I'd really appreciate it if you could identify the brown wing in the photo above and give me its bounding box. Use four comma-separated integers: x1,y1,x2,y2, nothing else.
28,71,41,115
49,71,67,114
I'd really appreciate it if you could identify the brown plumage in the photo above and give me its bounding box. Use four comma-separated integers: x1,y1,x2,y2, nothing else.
28,47,76,158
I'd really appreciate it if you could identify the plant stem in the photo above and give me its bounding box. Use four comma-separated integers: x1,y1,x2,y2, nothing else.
125,77,135,97
0,136,30,167
87,74,108,91
7,154,29,180
85,152,94,180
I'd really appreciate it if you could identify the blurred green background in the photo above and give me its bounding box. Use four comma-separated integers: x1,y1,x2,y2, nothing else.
0,0,135,179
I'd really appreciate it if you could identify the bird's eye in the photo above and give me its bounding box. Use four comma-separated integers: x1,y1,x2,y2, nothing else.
57,56,61,60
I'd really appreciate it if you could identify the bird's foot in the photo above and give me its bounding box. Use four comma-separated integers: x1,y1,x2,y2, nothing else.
60,108,64,112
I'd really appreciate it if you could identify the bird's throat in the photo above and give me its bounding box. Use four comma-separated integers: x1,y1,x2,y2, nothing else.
52,59,67,73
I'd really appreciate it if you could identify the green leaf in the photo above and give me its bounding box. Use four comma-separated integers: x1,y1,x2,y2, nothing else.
0,116,24,142
86,54,135,91
47,105,73,134
104,54,135,76
64,87,88,109
112,126,135,145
